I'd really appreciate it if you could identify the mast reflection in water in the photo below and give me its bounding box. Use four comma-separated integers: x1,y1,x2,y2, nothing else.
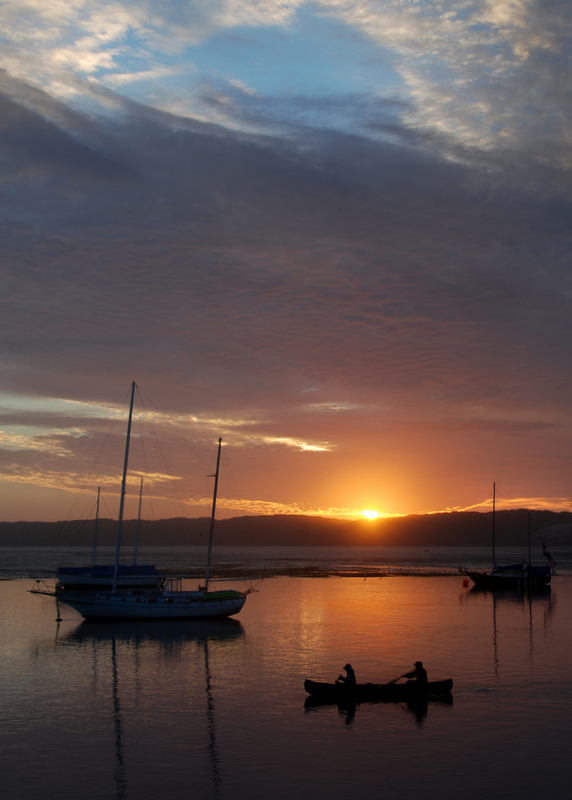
110,637,127,800
462,583,554,683
60,619,244,800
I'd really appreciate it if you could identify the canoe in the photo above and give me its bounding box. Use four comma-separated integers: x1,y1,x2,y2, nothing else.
304,678,453,704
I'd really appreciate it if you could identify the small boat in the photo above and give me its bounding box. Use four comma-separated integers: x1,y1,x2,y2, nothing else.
462,484,552,588
31,383,248,620
463,562,551,589
304,678,453,704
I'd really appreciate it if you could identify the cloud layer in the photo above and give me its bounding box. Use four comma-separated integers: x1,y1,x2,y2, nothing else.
1,2,571,520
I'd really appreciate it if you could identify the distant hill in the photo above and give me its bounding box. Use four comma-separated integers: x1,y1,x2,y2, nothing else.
1,510,571,548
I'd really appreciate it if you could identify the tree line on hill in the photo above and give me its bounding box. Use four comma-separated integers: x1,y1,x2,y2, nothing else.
1,509,571,548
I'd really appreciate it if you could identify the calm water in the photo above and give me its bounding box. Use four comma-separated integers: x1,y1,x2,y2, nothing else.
3,544,572,579
2,548,572,799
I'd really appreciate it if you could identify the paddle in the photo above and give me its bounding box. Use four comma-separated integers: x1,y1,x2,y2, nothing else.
387,675,406,685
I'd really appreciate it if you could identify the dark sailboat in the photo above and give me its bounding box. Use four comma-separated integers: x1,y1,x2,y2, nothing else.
462,484,552,588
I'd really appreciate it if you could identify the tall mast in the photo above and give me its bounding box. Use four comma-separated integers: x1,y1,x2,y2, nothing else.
492,481,496,568
91,486,101,569
113,381,136,593
204,438,222,592
133,477,143,567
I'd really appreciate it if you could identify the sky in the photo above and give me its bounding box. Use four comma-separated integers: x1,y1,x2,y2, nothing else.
1,0,572,523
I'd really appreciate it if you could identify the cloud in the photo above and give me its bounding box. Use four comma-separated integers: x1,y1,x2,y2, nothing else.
0,3,571,518
0,1,300,97
1,77,571,418
0,1,570,171
322,1,572,165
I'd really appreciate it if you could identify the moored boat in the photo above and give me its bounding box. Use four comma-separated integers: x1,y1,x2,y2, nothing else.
50,585,246,620
462,562,551,589
31,383,249,620
462,484,552,588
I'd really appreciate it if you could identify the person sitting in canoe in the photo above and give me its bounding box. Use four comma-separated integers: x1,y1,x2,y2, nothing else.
402,661,428,688
336,663,356,686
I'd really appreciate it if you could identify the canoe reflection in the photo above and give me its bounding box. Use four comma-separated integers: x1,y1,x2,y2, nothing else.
304,692,453,727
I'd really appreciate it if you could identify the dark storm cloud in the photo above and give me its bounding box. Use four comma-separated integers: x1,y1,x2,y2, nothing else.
1,72,571,432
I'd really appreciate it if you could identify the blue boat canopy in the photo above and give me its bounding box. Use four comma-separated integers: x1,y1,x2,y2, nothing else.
57,565,161,577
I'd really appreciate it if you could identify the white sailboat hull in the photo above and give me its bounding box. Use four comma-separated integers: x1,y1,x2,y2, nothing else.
56,589,247,620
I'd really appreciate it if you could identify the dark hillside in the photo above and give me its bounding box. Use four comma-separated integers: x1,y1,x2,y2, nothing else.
1,510,571,547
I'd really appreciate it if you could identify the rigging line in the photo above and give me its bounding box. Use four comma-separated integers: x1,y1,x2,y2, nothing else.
122,387,234,561
100,493,114,518
41,494,102,574
78,384,135,493
219,448,242,510
128,388,189,518
134,388,190,513
49,389,133,551
135,387,218,521
135,384,215,474
494,481,526,509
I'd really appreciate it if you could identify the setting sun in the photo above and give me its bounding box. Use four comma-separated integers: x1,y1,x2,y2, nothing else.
361,509,379,520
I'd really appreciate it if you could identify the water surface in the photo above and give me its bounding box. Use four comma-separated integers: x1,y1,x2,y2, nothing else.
1,556,571,799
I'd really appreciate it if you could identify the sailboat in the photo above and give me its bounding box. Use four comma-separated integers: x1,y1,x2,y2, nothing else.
31,382,248,620
462,483,552,588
